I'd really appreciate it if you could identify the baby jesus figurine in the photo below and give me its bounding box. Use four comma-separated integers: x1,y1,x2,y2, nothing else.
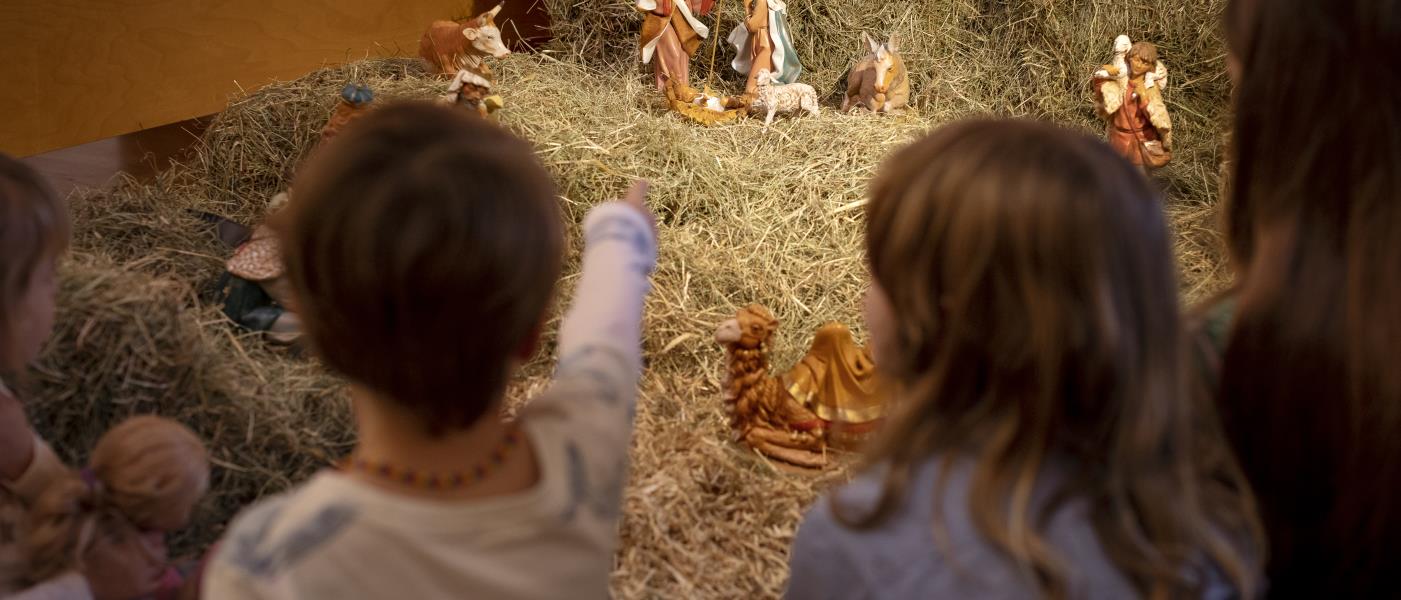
1093,37,1173,172
439,69,505,117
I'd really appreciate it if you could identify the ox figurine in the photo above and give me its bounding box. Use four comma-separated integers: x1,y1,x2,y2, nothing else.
419,4,510,77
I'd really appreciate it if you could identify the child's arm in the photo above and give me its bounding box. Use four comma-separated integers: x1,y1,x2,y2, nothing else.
0,382,68,502
554,181,657,388
0,400,68,508
0,389,35,479
3,436,66,503
523,183,655,531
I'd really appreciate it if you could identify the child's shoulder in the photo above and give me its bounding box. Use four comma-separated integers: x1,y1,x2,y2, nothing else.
211,471,361,580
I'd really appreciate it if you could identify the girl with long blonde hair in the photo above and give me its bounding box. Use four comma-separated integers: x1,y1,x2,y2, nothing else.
786,119,1262,599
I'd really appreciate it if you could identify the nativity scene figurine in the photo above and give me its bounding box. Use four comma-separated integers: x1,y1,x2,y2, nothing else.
419,4,510,77
751,69,819,129
636,0,715,102
321,83,375,140
1092,35,1173,171
222,191,302,345
220,82,385,345
420,5,512,117
715,304,886,468
729,0,802,100
843,33,909,114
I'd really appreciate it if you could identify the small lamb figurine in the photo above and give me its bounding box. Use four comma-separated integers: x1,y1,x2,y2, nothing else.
751,69,819,129
1094,35,1134,81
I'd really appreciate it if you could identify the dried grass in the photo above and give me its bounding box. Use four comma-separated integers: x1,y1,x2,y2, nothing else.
27,0,1232,596
25,256,352,553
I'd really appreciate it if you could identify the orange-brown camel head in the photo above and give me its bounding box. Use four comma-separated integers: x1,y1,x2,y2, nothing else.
714,304,779,350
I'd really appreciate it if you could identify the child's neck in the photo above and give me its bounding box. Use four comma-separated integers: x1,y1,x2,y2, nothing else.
348,386,539,499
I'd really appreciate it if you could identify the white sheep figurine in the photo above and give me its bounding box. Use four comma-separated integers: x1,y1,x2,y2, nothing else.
751,69,819,129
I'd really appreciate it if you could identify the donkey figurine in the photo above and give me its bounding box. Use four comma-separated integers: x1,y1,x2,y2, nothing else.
419,4,510,77
842,33,909,113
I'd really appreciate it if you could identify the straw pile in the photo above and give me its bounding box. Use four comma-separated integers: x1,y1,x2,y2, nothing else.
25,257,353,553
26,0,1233,596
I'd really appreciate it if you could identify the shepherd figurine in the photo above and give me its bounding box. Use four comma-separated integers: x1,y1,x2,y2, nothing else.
1092,37,1173,172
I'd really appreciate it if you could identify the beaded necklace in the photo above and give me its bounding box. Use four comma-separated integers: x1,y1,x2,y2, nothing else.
339,424,523,491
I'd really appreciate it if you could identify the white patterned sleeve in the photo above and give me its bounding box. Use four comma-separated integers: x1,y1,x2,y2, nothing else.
553,202,656,391
521,201,657,531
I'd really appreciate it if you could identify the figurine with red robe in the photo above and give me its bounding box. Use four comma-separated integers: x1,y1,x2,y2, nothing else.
636,0,715,99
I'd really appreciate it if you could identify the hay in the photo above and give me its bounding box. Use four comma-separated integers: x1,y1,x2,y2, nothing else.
25,256,352,554
28,0,1235,596
540,0,1233,296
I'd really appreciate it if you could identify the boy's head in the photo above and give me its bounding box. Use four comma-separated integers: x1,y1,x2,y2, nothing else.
0,154,69,377
278,102,564,435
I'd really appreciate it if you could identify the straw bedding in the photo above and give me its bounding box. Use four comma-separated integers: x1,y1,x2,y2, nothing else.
26,0,1231,596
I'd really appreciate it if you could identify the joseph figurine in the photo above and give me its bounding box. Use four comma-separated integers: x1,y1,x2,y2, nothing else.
729,0,802,97
637,0,714,99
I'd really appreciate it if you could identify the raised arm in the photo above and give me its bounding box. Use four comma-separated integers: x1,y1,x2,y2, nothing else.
554,181,658,386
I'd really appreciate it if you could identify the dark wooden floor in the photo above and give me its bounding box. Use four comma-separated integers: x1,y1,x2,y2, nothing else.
21,117,211,198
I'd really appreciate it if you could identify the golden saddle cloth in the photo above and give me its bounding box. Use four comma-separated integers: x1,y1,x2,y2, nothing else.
780,322,885,450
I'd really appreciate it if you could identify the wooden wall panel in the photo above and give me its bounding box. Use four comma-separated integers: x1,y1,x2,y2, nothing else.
0,0,488,156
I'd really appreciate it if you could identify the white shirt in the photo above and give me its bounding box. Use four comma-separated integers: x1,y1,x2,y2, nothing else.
202,202,656,600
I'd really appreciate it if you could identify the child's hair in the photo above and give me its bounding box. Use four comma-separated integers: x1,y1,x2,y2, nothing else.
25,416,209,583
1218,0,1401,591
851,119,1260,598
0,153,69,376
277,102,564,435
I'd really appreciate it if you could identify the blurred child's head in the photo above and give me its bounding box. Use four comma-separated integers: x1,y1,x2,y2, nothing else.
0,154,69,378
865,119,1178,408
857,119,1256,596
279,102,564,436
26,416,209,583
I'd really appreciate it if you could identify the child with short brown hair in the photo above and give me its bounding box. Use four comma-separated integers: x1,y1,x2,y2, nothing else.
785,119,1261,598
203,103,657,599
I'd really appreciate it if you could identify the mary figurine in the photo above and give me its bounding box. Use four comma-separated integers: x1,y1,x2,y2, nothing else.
728,0,802,97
